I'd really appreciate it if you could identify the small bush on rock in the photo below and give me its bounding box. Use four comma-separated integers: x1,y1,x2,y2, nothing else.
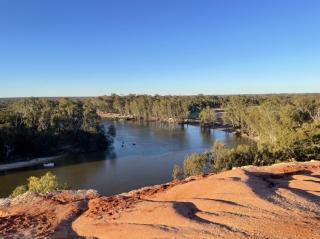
28,172,60,193
183,153,209,177
10,172,65,198
10,185,28,198
172,164,184,180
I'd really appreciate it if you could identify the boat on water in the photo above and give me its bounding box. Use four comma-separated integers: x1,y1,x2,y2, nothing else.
43,162,55,168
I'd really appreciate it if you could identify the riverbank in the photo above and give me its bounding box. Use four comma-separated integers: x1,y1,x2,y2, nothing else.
98,109,234,130
98,111,203,124
0,154,67,172
1,160,319,238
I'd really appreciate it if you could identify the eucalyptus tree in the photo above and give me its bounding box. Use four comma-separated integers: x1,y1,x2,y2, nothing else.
199,107,216,126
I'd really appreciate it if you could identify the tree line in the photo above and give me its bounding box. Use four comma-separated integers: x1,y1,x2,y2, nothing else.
0,98,114,163
90,94,226,121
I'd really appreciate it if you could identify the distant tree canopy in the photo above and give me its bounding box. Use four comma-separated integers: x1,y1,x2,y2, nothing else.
90,94,225,121
0,98,114,162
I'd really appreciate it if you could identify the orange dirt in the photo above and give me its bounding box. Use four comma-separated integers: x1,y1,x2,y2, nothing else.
1,161,320,239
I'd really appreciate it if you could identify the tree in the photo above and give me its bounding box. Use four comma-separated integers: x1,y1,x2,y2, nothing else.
172,164,184,180
82,102,99,133
223,96,249,131
199,107,216,126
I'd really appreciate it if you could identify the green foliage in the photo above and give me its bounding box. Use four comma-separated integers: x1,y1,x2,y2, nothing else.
183,153,209,177
199,107,216,126
0,98,114,162
172,164,184,180
213,141,258,171
227,145,256,168
222,95,320,165
10,172,65,197
92,94,223,121
27,172,60,193
10,185,28,198
223,96,249,130
212,141,230,172
105,94,320,178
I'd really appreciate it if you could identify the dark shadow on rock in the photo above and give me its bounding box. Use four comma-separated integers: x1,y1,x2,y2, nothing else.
303,179,320,183
195,198,247,208
171,201,213,224
227,177,242,181
244,169,320,208
142,199,249,236
51,200,89,239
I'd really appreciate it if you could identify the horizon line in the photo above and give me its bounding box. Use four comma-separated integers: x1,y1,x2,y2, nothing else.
1,92,320,99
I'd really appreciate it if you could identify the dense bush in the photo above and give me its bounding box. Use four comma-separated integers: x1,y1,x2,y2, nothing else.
171,153,211,180
183,153,209,177
212,141,232,171
213,142,256,171
28,172,60,193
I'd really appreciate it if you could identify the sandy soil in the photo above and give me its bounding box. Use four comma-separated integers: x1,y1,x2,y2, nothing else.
1,161,319,239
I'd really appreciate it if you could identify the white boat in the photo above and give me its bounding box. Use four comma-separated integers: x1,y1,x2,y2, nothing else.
43,162,55,168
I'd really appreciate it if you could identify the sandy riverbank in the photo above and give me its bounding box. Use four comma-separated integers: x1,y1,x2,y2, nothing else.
0,154,66,172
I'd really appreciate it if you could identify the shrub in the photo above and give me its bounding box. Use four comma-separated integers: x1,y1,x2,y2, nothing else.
183,153,209,177
172,164,183,180
212,141,257,171
253,145,276,166
10,172,64,197
10,185,28,198
212,141,230,172
228,144,256,168
28,172,60,193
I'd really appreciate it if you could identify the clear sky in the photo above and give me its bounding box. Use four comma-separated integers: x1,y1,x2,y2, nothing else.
0,0,319,97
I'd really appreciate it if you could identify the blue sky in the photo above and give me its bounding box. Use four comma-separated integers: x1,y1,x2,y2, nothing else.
0,0,319,97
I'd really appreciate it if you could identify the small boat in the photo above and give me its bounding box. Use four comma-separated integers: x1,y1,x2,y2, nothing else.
43,162,55,168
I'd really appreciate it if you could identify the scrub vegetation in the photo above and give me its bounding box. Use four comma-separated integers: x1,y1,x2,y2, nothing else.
173,95,320,179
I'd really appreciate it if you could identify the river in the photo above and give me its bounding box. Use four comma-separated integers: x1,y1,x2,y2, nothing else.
0,121,252,197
